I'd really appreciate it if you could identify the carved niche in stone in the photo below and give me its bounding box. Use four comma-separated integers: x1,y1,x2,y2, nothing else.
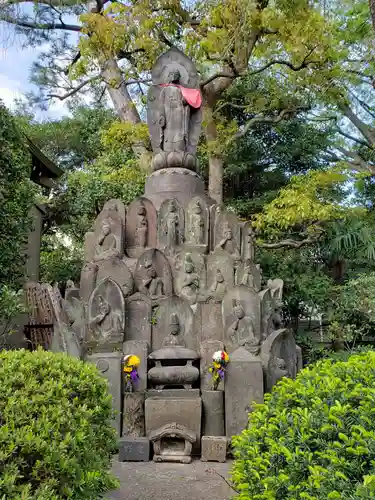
125,292,152,347
80,262,98,303
93,199,126,262
96,257,133,298
125,197,157,258
259,288,274,340
223,285,261,354
260,328,298,392
213,211,241,263
174,251,205,306
205,254,234,300
147,47,202,172
158,198,184,253
241,221,256,262
152,296,195,351
87,277,125,352
185,196,209,251
236,259,262,291
134,249,173,303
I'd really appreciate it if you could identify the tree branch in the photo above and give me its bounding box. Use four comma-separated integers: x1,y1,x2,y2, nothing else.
248,55,320,77
1,15,82,31
336,127,372,148
46,76,99,100
200,71,237,88
259,237,318,249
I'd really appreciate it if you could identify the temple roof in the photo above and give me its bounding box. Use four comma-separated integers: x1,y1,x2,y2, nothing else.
27,136,62,189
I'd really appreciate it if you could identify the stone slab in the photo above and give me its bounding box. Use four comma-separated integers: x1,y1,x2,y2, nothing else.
225,347,264,438
123,392,145,437
145,397,201,451
195,302,224,344
145,389,200,399
201,436,227,462
199,340,224,391
123,340,148,392
118,437,150,462
201,390,225,436
86,352,123,436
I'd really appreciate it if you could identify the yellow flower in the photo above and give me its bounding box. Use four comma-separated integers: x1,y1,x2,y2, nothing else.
223,352,229,362
124,366,133,373
213,362,221,370
124,354,141,367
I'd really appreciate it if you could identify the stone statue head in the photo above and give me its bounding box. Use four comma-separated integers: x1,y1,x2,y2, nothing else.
167,69,181,84
147,266,157,279
66,279,75,289
101,220,111,236
169,313,180,335
223,222,232,239
233,299,245,319
244,258,251,269
168,200,176,212
184,253,194,274
216,269,224,283
98,295,110,314
276,357,286,370
137,204,146,216
193,200,202,213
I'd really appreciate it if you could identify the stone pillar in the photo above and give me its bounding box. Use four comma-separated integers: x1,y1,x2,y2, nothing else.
26,204,44,281
199,340,224,391
123,340,148,392
86,352,123,436
225,347,263,438
123,392,145,437
202,390,224,436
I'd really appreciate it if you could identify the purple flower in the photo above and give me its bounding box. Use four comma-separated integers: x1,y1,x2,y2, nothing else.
130,369,138,382
218,369,224,379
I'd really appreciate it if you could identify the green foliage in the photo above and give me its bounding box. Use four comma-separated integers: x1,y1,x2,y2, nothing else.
0,349,119,499
0,286,27,344
0,101,36,288
39,234,83,285
231,351,375,499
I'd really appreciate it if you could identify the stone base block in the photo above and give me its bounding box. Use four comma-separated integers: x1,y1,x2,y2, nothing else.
118,437,150,462
201,436,227,463
154,454,192,464
146,389,200,399
122,392,145,437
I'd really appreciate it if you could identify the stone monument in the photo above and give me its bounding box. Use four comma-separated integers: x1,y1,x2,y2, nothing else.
52,47,302,464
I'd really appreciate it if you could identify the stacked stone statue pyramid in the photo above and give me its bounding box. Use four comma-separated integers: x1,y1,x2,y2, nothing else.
52,47,302,463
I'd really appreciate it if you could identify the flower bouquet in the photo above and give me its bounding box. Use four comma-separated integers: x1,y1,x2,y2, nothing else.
208,350,229,390
123,354,140,392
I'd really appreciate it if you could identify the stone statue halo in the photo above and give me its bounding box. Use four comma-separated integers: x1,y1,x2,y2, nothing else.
151,47,199,88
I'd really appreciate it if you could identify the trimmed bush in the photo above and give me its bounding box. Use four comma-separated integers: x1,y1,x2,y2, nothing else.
231,352,375,499
0,349,119,499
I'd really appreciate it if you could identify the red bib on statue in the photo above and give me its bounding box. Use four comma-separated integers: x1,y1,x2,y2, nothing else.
160,84,202,108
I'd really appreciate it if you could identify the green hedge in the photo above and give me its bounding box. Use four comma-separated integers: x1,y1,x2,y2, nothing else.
0,349,119,499
231,351,375,499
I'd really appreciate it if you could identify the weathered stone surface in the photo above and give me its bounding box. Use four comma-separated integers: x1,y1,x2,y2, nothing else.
213,211,241,262
223,286,262,353
241,221,255,262
118,437,150,462
206,254,234,299
201,436,227,462
147,48,202,172
145,389,200,399
267,278,284,301
145,397,201,451
80,262,98,303
123,340,148,392
261,328,297,392
236,260,262,291
93,199,125,262
123,392,145,438
296,344,303,372
134,249,173,303
199,340,225,391
225,347,264,438
87,277,125,353
83,231,95,263
125,197,157,258
195,302,224,344
202,390,225,437
174,251,206,305
149,423,196,463
259,288,273,340
96,257,133,298
157,198,185,253
148,363,199,390
152,296,195,351
185,196,209,252
87,352,123,435
125,293,152,347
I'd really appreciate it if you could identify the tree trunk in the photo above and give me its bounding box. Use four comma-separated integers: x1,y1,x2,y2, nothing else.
204,104,223,204
338,101,375,146
370,0,375,33
101,58,149,156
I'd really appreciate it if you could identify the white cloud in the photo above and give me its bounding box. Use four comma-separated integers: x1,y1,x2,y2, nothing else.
0,73,23,108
